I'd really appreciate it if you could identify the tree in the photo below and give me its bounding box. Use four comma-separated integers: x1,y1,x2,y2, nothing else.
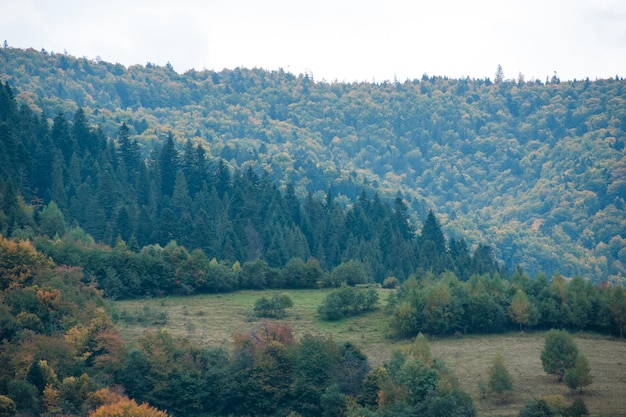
395,358,438,406
495,64,504,83
0,395,16,417
509,289,531,331
327,259,368,287
158,133,179,197
117,122,140,176
320,383,346,417
408,332,433,365
541,329,578,382
564,354,592,394
488,353,513,401
89,399,171,417
607,286,626,338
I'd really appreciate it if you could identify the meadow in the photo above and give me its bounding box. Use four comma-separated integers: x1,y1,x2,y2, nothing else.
113,289,626,417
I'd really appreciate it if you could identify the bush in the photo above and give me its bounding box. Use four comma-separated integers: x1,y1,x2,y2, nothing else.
318,285,379,320
253,293,293,318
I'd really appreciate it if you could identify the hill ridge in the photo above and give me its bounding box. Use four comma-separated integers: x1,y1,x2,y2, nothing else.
1,46,624,281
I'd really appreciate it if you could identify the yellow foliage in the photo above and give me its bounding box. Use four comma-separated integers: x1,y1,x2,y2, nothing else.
43,384,60,412
0,235,53,290
89,399,170,417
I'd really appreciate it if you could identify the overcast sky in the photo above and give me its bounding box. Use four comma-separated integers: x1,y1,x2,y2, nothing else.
2,0,625,83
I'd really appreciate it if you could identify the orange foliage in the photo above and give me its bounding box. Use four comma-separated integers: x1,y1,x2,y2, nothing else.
37,288,61,310
87,387,128,410
89,399,170,417
234,320,295,350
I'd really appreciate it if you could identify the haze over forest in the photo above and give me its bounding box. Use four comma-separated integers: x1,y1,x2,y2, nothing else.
1,46,624,283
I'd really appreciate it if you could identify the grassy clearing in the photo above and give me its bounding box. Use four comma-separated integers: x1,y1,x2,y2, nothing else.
429,332,626,417
112,289,626,417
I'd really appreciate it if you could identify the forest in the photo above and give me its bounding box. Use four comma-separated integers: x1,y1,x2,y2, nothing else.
0,46,625,417
0,46,624,282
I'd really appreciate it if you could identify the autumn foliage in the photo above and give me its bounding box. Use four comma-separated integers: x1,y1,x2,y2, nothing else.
89,399,170,417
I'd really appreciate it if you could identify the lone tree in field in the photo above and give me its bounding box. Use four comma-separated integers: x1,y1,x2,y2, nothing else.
541,329,578,382
564,353,592,394
488,353,513,402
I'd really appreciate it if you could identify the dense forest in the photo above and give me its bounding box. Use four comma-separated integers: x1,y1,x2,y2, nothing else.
1,45,626,417
1,47,624,282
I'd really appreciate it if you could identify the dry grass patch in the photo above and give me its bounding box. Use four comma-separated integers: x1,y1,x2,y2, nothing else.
429,332,626,417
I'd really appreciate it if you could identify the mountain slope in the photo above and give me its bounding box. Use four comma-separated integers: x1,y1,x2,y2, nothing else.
1,47,624,281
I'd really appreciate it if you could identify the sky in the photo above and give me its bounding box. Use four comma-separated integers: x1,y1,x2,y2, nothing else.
2,0,625,83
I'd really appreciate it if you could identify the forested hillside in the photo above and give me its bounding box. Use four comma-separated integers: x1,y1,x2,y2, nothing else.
1,46,625,282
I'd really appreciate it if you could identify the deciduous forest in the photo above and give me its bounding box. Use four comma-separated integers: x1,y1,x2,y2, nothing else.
0,46,625,417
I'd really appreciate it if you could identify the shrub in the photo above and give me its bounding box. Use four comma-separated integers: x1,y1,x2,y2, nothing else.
253,293,293,318
318,285,379,320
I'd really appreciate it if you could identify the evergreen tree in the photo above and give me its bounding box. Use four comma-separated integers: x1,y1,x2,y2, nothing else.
158,133,179,197
117,122,141,178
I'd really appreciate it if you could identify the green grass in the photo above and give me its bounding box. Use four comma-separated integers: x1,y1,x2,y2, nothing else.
112,289,626,417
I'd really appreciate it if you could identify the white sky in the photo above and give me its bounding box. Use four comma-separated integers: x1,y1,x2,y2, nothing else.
2,0,625,82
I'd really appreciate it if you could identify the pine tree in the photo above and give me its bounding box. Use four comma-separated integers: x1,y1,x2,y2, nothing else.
158,133,179,197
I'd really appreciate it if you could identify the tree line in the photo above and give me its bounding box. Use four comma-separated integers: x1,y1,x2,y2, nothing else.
388,269,626,338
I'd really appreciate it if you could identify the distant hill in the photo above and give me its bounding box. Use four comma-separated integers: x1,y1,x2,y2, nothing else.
1,46,624,282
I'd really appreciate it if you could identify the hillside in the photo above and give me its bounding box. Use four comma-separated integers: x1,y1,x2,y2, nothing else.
1,47,625,281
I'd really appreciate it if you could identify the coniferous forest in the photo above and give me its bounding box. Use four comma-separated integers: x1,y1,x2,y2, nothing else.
1,46,625,417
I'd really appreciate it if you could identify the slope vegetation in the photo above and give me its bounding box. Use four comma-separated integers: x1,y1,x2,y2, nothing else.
1,47,624,281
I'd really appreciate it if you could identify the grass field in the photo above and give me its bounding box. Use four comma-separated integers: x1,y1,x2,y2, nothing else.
112,289,626,417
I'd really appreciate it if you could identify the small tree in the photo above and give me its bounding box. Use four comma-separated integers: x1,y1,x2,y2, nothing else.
541,329,578,382
564,354,592,394
508,289,531,331
409,332,433,365
488,353,513,402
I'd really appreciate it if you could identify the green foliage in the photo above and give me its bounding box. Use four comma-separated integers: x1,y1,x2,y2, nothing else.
564,354,592,393
318,285,379,320
253,293,293,318
327,259,369,287
487,353,513,400
541,329,579,382
3,48,625,283
320,383,346,417
508,289,533,330
517,398,559,417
